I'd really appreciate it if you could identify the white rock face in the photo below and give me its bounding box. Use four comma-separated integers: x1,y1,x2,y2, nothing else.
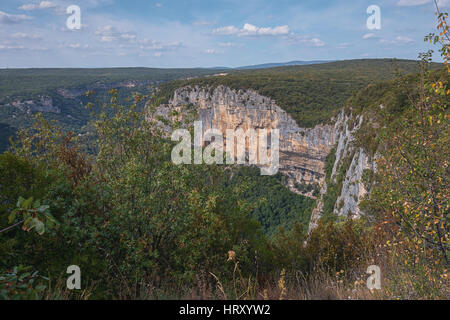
158,85,337,195
308,109,376,232
151,84,376,230
7,96,60,114
334,148,371,218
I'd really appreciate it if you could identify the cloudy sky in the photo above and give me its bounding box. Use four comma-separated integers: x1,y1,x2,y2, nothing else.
0,0,447,68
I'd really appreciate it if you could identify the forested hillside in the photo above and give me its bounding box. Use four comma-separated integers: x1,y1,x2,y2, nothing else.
155,59,441,127
226,167,315,237
1,60,441,153
0,68,225,153
0,68,225,97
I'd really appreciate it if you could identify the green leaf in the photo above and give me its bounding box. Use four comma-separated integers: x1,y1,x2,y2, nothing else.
46,213,58,224
35,220,45,235
33,200,41,209
16,196,25,207
23,197,33,209
23,217,32,230
8,210,17,224
18,272,31,282
38,205,50,213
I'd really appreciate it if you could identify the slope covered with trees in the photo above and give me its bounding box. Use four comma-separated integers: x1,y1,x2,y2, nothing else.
0,68,224,153
155,59,441,127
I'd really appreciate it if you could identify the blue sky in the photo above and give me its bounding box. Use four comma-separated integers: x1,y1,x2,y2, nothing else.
0,0,447,68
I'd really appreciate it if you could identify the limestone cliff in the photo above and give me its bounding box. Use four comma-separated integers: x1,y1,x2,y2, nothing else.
308,111,376,232
7,96,60,114
153,84,375,229
155,85,336,196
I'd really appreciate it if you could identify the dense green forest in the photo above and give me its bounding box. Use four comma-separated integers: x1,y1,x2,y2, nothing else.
0,124,16,154
226,167,315,237
0,86,148,152
0,68,224,97
0,68,225,152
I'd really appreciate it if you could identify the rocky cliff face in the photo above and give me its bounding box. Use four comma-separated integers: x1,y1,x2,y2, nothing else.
154,84,374,229
157,85,336,196
7,96,60,114
308,111,376,232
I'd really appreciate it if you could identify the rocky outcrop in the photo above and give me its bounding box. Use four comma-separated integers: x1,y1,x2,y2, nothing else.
333,148,371,218
56,88,86,99
7,96,60,114
330,112,377,218
153,84,375,228
308,110,376,232
155,85,336,196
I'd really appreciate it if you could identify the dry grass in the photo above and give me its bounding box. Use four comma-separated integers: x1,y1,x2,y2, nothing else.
40,277,96,300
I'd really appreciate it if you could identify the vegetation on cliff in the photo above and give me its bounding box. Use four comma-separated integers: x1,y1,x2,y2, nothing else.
154,59,440,128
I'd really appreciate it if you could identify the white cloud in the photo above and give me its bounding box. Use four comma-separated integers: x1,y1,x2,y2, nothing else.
337,43,349,49
12,32,41,39
99,36,114,42
40,1,57,9
0,11,31,24
96,25,137,43
212,25,239,35
121,33,136,40
68,43,89,49
205,49,224,54
155,2,163,8
193,20,216,26
363,33,377,39
0,44,25,50
19,4,38,10
239,23,290,36
396,36,415,44
213,23,290,37
284,34,325,47
219,42,241,47
140,40,183,51
309,38,325,47
19,1,58,11
95,25,114,35
138,51,164,57
379,36,415,44
30,46,49,51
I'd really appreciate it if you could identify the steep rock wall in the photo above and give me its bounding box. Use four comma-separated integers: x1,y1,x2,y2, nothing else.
157,85,336,195
153,84,375,230
308,111,376,232
6,96,60,114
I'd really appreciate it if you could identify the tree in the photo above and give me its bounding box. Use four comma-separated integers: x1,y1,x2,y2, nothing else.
366,2,449,269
